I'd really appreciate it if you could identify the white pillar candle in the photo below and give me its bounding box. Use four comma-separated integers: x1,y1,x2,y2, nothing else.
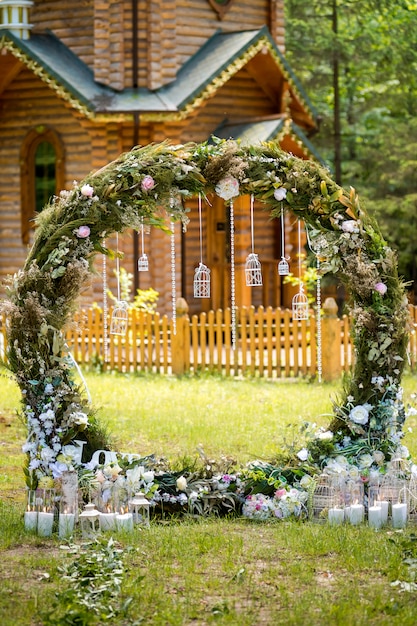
349,503,364,525
24,510,38,531
392,503,407,529
368,505,382,529
328,508,344,525
375,500,389,524
99,512,116,531
116,512,134,532
58,513,75,538
37,511,54,537
344,506,351,522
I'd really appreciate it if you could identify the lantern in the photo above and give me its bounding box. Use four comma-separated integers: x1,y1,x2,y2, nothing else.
138,253,149,272
128,492,150,527
245,253,263,286
110,300,128,336
79,502,100,537
278,257,290,276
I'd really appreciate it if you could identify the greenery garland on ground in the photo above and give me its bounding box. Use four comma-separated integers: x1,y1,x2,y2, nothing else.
1,138,411,507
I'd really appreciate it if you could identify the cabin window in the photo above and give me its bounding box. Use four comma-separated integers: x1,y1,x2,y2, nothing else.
20,127,65,245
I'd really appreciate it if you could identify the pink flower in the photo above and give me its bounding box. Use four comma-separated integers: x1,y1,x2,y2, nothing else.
76,225,91,238
141,175,155,191
81,184,94,197
215,176,240,200
374,282,387,296
275,488,287,499
273,187,287,202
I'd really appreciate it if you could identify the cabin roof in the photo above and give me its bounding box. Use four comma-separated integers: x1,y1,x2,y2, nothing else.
0,27,318,127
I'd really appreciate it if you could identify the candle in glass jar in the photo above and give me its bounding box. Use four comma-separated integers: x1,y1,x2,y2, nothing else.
349,503,364,525
375,500,389,524
392,503,407,528
37,511,54,537
24,509,38,531
368,505,382,529
328,508,344,525
116,511,133,532
58,512,75,538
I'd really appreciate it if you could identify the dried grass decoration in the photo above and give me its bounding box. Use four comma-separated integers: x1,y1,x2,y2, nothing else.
2,138,410,490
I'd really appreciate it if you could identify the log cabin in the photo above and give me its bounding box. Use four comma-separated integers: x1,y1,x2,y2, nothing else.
0,0,323,315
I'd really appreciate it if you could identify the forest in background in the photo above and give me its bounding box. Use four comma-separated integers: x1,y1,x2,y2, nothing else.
284,0,417,295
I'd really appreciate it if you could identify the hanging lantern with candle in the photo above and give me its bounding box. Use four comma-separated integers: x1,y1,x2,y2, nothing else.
244,195,263,286
129,492,150,527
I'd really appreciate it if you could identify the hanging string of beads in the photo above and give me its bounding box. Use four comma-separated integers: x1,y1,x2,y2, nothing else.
110,233,128,336
194,193,211,298
102,242,109,363
138,218,149,272
230,200,236,351
278,203,290,276
170,195,177,336
292,220,309,321
245,194,262,287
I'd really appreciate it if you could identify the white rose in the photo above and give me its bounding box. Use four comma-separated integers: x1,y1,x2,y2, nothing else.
296,448,309,462
349,405,369,425
358,454,373,469
273,187,287,201
143,470,155,483
176,475,187,491
317,430,333,441
341,220,359,233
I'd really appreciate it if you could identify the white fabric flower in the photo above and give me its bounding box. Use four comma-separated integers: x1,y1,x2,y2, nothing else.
215,176,240,200
349,404,370,425
297,448,309,461
273,187,287,201
176,475,187,491
341,220,359,233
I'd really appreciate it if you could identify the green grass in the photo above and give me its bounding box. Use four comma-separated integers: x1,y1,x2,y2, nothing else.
1,371,417,625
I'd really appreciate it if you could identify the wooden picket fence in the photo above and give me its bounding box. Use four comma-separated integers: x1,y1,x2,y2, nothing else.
1,304,417,379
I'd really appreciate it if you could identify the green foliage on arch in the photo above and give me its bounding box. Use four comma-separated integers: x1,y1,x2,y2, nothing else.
2,139,410,488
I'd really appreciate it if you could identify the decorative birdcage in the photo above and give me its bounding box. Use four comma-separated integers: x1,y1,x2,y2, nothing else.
110,300,128,336
311,474,341,522
292,285,309,320
245,253,263,286
407,473,417,522
138,253,149,272
379,459,408,512
278,257,290,276
193,262,211,298
344,478,364,507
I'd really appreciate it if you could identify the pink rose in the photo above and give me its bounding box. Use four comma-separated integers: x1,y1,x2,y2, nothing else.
76,225,90,238
374,282,387,296
275,488,287,499
141,175,155,191
81,184,94,197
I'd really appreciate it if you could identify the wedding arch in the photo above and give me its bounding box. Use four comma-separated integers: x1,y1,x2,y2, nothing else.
3,139,410,489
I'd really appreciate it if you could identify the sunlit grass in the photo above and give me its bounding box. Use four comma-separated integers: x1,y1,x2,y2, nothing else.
1,371,417,625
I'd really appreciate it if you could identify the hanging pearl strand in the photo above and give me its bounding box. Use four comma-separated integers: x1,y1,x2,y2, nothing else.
230,200,236,352
170,195,176,336
102,243,109,365
315,243,322,383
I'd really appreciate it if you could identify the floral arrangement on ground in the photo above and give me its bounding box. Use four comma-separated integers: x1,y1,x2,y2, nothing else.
0,137,413,524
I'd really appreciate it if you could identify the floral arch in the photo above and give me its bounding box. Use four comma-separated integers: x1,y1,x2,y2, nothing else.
3,139,410,490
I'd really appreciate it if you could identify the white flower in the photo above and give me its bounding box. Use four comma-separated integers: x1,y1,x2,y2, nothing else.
143,470,155,483
349,404,370,425
358,454,373,469
372,450,385,466
40,446,56,463
215,176,240,200
316,430,333,441
341,220,359,233
297,448,309,462
300,474,314,489
44,383,54,395
176,475,187,491
39,408,55,423
70,411,89,427
273,187,287,201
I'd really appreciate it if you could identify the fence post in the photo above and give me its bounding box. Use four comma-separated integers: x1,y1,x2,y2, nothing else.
321,297,342,381
171,298,189,375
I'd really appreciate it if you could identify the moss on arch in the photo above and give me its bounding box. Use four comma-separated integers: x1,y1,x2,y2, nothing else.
3,139,410,486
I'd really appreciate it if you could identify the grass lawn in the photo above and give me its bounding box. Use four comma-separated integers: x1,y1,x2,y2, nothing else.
1,371,417,625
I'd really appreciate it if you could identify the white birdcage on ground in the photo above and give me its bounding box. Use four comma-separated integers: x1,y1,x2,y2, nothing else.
245,253,263,286
292,285,309,320
110,300,128,336
193,262,211,298
312,475,341,522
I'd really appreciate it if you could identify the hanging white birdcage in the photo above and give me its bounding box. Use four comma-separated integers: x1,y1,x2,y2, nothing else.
245,252,263,286
138,253,149,272
110,300,128,336
278,257,290,276
292,286,309,320
193,262,211,298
